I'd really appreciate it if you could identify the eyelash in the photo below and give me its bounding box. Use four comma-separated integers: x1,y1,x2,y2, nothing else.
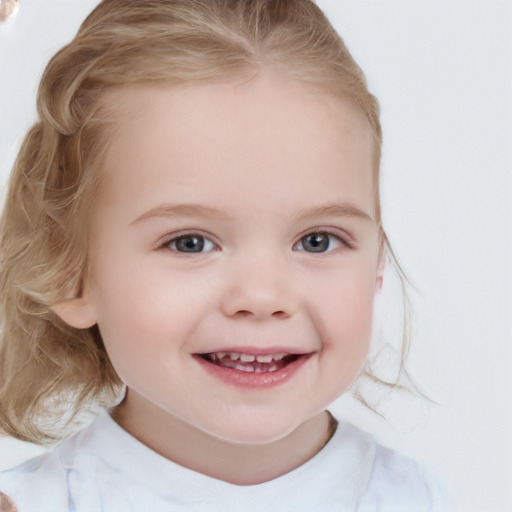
158,229,354,255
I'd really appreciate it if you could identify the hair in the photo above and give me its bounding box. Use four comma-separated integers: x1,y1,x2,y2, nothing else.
0,0,414,444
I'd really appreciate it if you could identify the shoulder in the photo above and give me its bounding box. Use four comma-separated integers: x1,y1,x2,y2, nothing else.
350,428,451,512
0,411,144,511
309,418,450,511
0,451,70,511
0,415,106,511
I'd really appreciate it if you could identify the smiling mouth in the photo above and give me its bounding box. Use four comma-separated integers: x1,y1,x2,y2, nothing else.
198,351,303,373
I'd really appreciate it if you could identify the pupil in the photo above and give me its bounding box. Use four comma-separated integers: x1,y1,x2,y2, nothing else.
176,235,204,252
303,233,329,252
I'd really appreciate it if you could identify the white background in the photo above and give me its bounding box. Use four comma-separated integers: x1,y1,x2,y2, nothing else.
0,1,511,511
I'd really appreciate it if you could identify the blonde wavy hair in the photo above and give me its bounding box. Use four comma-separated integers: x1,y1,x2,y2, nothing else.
0,0,413,444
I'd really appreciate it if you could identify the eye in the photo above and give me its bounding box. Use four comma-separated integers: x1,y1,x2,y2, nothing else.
162,233,217,253
293,232,350,253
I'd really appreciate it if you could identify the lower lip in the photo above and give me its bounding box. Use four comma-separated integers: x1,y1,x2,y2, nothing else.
194,354,312,389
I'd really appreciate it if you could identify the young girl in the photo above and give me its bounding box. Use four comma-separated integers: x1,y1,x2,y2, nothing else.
0,0,449,510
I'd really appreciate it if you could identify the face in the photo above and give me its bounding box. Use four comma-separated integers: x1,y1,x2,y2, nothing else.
58,72,382,445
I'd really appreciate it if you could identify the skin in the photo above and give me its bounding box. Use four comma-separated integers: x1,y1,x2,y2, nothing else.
54,70,383,485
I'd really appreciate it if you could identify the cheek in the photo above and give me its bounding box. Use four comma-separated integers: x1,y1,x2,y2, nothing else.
315,264,377,359
90,265,216,363
317,294,375,402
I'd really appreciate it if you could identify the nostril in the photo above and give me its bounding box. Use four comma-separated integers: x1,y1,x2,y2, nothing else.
234,310,253,317
222,286,297,319
231,309,289,319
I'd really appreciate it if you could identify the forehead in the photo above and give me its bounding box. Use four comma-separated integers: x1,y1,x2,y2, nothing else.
98,72,375,217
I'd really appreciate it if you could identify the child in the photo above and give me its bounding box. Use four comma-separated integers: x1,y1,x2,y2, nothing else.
0,0,449,510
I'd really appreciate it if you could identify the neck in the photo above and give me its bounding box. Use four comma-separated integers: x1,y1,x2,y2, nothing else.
111,392,337,486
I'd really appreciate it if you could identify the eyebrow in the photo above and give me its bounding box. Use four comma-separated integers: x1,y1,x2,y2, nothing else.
291,202,374,224
130,201,374,226
130,203,231,226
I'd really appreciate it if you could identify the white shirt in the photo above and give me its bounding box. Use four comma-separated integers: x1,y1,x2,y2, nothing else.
0,410,449,511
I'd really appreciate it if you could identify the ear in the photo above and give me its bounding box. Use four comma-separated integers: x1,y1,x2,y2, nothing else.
375,248,385,294
52,296,97,329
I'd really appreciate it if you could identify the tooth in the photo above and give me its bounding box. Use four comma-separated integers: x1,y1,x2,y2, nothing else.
216,352,227,359
273,353,286,361
240,354,256,362
234,363,255,372
256,354,273,363
229,352,240,361
269,364,278,372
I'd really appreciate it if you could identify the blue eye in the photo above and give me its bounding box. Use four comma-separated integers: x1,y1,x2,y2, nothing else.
293,232,348,253
165,234,216,253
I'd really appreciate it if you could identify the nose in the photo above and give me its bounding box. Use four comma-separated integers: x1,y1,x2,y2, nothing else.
220,253,299,320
